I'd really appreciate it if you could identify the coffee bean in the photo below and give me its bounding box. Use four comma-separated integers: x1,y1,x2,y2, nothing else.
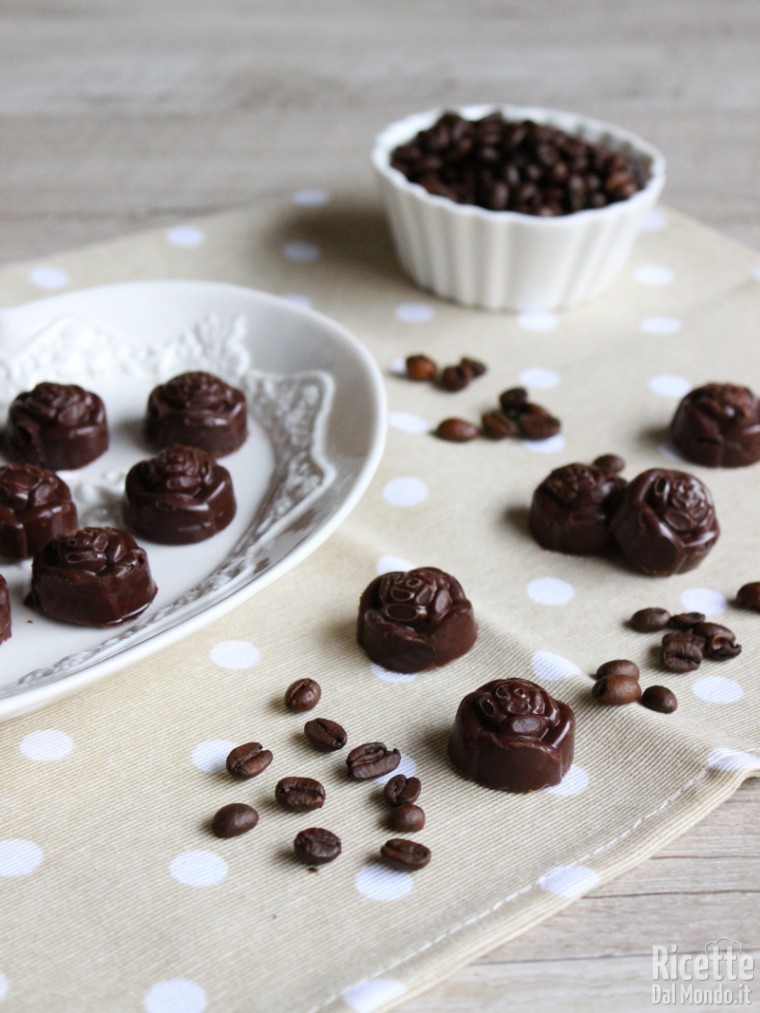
692,622,742,660
405,354,438,382
226,742,273,779
517,404,561,441
435,418,480,442
630,606,671,632
661,631,704,672
284,677,321,713
381,838,431,871
593,453,625,474
460,356,487,377
346,742,401,780
390,803,426,832
596,659,640,681
293,827,342,865
736,581,760,611
498,387,529,416
669,611,705,631
275,776,326,812
304,717,347,752
383,774,422,807
439,364,473,391
592,674,642,705
211,803,259,838
481,410,517,439
641,685,678,714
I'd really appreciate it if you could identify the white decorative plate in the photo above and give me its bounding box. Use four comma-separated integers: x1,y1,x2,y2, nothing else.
0,281,386,720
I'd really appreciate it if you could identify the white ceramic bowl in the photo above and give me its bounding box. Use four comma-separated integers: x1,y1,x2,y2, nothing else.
372,104,666,312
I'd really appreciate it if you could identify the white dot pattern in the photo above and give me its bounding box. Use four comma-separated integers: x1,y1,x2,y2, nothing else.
169,851,228,887
517,311,559,332
634,263,674,286
518,367,561,389
531,650,581,682
680,588,727,616
165,225,206,248
370,663,417,685
28,265,70,290
342,978,408,1012
388,357,407,376
376,752,416,785
640,316,683,336
376,555,414,575
692,676,743,705
523,434,565,454
19,729,73,762
538,863,599,898
144,978,207,1013
527,577,575,606
0,974,7,1001
282,240,321,263
649,374,690,398
657,441,682,462
355,863,413,902
209,640,260,669
292,187,329,206
388,411,430,434
0,839,43,878
394,302,435,323
707,748,760,772
191,740,237,773
642,208,668,231
544,764,589,797
281,293,313,308
382,477,428,507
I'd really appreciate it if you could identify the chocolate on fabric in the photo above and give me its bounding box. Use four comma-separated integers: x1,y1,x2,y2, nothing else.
670,383,760,468
529,461,626,555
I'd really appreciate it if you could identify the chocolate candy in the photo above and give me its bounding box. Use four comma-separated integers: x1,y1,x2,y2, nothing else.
529,462,626,555
357,566,477,673
26,527,157,627
670,383,760,468
4,382,108,470
448,678,575,793
610,468,720,576
0,574,10,644
145,371,247,457
0,464,78,559
123,444,236,544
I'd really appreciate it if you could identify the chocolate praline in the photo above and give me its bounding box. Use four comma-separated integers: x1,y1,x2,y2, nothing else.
610,468,719,576
670,383,760,468
529,462,626,555
449,678,575,792
0,464,78,559
145,371,247,457
357,566,477,673
4,382,109,470
0,574,10,644
124,444,236,544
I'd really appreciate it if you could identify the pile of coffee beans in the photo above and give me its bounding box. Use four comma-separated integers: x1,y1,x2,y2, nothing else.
435,387,561,444
630,607,742,674
390,110,649,216
405,353,487,392
592,658,676,714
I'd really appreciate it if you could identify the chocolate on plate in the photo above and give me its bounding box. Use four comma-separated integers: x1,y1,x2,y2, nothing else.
0,574,10,644
145,371,247,457
4,382,108,470
0,463,78,559
26,526,157,627
670,383,760,468
357,566,477,673
529,461,626,555
448,678,575,793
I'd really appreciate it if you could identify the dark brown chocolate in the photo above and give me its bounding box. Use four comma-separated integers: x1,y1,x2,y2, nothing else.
357,566,477,673
610,468,720,576
4,382,108,470
145,371,247,457
0,574,10,644
123,444,236,544
449,678,575,792
26,526,157,627
529,462,626,555
0,464,78,559
670,383,760,468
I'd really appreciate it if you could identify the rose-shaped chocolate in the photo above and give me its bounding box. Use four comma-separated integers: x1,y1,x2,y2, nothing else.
670,383,760,468
26,526,157,626
4,382,109,470
0,463,78,559
357,566,477,673
449,678,575,792
145,371,247,457
124,444,236,544
0,574,10,644
529,462,626,555
610,468,720,576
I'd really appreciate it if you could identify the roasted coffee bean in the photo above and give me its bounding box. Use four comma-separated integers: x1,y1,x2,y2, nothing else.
390,803,426,832
275,776,326,812
498,387,529,417
381,838,431,871
304,717,347,752
226,742,273,779
641,685,678,714
736,581,760,611
595,659,640,681
460,356,487,377
405,354,438,382
383,774,422,807
481,410,517,439
435,417,480,442
692,622,742,660
439,364,473,391
211,802,259,838
284,677,321,713
592,674,641,705
293,827,342,865
669,611,705,630
661,631,704,672
593,453,625,474
631,606,671,632
517,404,561,441
346,741,401,780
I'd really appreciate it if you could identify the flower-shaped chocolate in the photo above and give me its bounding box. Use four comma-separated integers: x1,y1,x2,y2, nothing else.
529,462,626,555
4,382,109,470
357,566,477,673
610,468,720,576
0,463,78,559
0,573,10,645
145,371,247,457
670,382,760,468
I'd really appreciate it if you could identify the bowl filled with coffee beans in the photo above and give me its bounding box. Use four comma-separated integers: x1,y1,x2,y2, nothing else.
372,104,666,312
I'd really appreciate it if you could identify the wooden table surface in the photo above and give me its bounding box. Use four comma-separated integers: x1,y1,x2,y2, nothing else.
2,2,758,1009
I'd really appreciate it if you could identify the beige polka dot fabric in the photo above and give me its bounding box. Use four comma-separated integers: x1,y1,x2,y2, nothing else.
1,191,759,1012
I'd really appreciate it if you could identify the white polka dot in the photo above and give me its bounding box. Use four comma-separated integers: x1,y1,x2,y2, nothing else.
355,862,413,902
640,316,683,336
376,555,414,575
634,263,674,286
539,864,599,898
388,411,431,434
19,729,73,762
165,225,206,248
281,293,313,308
531,650,581,682
642,208,668,232
517,311,559,332
388,357,407,377
0,974,6,1000
209,640,260,669
692,675,743,705
376,752,416,785
523,434,565,454
394,302,435,324
28,265,70,290
658,441,683,462
144,978,207,1013
282,240,321,263
527,577,575,606
292,187,329,207
191,739,237,773
382,477,428,507
0,839,43,878
342,978,408,1012
750,265,760,282
544,764,589,797
518,367,561,389
169,851,228,887
649,374,690,398
371,663,417,685
707,748,760,772
680,588,728,616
